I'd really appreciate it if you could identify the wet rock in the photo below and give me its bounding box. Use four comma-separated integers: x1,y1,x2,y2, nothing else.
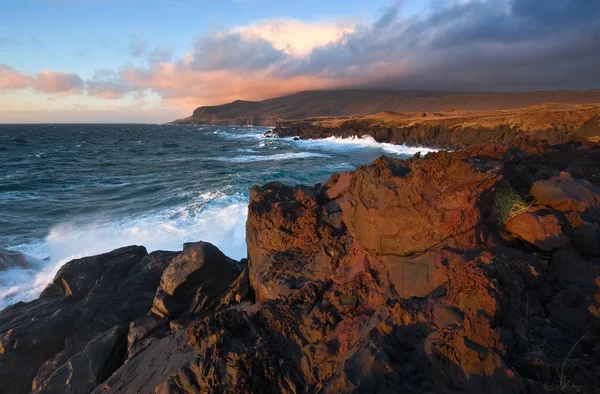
0,249,35,271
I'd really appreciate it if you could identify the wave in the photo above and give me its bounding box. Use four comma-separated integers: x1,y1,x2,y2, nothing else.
289,135,439,156
0,192,249,310
217,152,330,163
216,128,270,141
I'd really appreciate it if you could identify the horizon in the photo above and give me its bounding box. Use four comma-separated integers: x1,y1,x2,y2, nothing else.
1,0,600,123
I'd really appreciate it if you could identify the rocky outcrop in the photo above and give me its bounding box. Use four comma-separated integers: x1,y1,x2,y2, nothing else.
1,140,600,393
0,249,37,271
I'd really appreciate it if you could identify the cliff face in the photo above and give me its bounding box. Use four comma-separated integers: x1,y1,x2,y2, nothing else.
171,89,600,126
272,104,600,149
1,140,600,393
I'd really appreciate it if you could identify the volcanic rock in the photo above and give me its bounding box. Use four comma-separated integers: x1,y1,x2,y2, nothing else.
505,212,569,251
2,139,600,393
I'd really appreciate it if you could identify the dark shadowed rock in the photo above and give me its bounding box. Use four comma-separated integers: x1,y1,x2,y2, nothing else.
0,249,36,271
32,325,128,394
0,247,178,394
151,241,242,320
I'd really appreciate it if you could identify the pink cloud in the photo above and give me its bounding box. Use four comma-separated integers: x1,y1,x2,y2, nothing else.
0,64,83,94
120,63,353,111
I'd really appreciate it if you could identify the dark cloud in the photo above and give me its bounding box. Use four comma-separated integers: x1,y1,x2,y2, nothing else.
190,32,286,71
277,0,600,90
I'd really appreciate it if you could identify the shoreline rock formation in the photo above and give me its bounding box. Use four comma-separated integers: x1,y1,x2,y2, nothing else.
271,104,600,150
1,139,600,393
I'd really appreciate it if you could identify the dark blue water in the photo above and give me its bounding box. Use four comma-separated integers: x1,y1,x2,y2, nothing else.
0,124,434,308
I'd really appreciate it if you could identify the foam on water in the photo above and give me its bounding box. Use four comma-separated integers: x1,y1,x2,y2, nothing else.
0,192,249,309
290,135,439,155
217,152,331,163
0,124,441,310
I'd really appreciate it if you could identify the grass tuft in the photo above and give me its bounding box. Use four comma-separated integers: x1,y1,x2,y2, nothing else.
491,186,535,225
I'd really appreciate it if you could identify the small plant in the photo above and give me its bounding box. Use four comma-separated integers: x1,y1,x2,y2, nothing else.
557,335,586,392
514,294,530,341
491,186,534,225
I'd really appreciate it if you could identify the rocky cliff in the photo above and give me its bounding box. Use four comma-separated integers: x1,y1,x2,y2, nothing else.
271,104,600,150
1,139,600,393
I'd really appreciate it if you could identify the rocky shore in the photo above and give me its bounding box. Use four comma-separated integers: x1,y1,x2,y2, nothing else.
271,104,600,150
1,138,600,393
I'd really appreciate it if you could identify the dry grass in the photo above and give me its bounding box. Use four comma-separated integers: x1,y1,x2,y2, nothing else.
491,186,535,225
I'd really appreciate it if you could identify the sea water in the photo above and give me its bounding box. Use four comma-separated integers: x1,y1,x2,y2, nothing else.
0,124,436,309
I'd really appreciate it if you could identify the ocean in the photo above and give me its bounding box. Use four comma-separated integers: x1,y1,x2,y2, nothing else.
0,124,435,309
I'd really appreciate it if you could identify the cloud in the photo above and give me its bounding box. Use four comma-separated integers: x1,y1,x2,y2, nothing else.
235,19,355,56
3,0,600,115
0,64,84,94
86,69,133,99
129,35,148,58
188,32,286,71
113,0,599,108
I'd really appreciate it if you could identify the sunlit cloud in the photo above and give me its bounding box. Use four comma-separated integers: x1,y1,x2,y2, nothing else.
2,0,600,123
235,19,355,56
0,64,83,94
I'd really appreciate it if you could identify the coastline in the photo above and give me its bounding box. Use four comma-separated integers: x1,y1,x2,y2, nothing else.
269,104,600,150
1,137,600,393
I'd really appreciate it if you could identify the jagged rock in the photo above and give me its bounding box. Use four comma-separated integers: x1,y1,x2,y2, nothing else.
92,331,195,394
151,241,242,319
505,212,569,251
2,140,600,394
32,325,127,394
0,247,177,394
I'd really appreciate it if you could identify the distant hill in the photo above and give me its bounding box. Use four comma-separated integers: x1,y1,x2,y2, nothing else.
172,89,600,126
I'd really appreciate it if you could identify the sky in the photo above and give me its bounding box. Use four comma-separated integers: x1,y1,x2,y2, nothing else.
0,0,599,123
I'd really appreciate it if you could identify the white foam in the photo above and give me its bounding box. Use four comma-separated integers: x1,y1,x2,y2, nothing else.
217,152,330,163
290,135,439,156
0,192,249,310
216,128,270,141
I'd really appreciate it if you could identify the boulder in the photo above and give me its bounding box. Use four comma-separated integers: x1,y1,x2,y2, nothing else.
571,222,600,257
531,173,600,223
0,249,35,271
151,241,242,319
505,212,569,251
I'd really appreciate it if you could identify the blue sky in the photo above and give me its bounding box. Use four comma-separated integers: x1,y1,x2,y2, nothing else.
2,0,410,76
1,0,599,123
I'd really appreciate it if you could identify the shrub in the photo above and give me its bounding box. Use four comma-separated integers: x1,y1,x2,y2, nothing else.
491,186,534,225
